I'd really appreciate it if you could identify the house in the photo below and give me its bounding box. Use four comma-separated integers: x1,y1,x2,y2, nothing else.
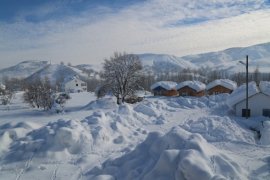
0,83,6,90
206,79,237,95
176,81,206,97
63,76,87,93
150,81,178,96
227,81,270,117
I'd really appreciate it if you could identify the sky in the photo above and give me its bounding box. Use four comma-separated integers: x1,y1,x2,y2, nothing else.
1,0,270,68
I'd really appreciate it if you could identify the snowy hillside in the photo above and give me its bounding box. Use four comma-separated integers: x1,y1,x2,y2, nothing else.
0,60,49,81
25,64,89,85
138,53,196,73
181,42,270,73
0,93,270,179
138,42,270,74
1,42,270,82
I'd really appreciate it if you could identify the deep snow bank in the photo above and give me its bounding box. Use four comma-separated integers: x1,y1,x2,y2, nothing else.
182,116,255,143
260,121,270,145
0,122,40,157
3,104,148,162
88,127,246,180
4,119,93,161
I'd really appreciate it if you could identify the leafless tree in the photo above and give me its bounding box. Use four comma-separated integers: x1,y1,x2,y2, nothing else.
24,77,54,110
100,52,143,104
253,66,260,85
0,86,13,105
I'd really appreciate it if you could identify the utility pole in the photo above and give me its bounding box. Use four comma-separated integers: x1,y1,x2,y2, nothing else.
239,55,249,119
245,55,249,119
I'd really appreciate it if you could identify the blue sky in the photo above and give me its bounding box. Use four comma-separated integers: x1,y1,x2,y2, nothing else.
1,0,270,68
0,0,142,22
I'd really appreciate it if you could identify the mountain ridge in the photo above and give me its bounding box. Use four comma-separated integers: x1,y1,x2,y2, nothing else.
1,42,270,82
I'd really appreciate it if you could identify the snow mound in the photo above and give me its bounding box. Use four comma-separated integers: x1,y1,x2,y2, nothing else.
176,81,206,92
88,127,245,180
206,79,237,91
134,104,158,117
260,121,270,145
150,81,177,90
259,81,270,96
84,97,117,110
0,122,40,157
226,81,259,108
5,119,93,161
182,116,255,143
172,96,208,109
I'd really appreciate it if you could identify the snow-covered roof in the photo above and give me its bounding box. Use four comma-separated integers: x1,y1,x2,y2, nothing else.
226,81,259,107
206,79,237,91
259,81,270,96
176,81,206,92
150,81,177,90
64,76,85,84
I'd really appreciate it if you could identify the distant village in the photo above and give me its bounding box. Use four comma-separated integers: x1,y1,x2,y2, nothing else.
1,55,270,118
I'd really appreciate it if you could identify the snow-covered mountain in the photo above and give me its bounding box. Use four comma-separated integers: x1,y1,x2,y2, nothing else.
138,53,196,74
1,42,270,82
182,42,270,73
138,42,270,74
25,64,89,85
0,60,49,80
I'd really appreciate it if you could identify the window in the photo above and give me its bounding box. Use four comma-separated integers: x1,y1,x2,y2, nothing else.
76,84,78,86
181,92,189,96
263,109,270,117
81,83,86,86
242,109,250,117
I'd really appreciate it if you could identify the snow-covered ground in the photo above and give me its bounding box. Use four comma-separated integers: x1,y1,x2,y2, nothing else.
0,92,270,180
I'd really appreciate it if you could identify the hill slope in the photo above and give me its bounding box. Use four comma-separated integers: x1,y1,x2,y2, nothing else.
25,64,88,85
0,60,49,81
137,42,270,74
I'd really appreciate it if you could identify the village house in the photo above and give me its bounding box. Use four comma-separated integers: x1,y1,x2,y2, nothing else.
151,81,178,96
63,76,87,93
206,79,237,95
227,81,270,117
0,83,6,90
176,81,206,97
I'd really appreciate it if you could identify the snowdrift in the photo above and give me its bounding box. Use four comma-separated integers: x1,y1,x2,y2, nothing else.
182,116,255,143
260,121,270,145
0,122,40,157
3,104,148,162
88,127,246,180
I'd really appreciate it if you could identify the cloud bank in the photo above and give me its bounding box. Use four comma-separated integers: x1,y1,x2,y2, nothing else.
0,0,270,67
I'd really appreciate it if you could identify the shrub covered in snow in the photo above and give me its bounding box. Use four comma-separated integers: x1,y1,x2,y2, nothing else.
52,92,71,113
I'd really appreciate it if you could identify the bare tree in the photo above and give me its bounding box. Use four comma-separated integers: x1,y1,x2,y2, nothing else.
0,85,13,105
100,52,143,104
24,77,54,110
253,65,260,85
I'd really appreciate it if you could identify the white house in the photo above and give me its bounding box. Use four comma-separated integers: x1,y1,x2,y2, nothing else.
0,83,6,90
63,76,87,93
227,81,270,117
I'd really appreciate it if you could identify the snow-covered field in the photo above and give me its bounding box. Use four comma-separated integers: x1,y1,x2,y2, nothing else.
0,92,270,180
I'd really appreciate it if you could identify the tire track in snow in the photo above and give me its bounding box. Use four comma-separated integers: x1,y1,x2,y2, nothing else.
15,151,35,180
50,164,59,180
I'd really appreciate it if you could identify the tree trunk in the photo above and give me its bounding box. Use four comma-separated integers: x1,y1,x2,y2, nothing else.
117,96,122,105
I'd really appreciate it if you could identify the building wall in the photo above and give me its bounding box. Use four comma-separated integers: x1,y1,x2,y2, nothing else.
178,86,205,97
207,85,233,95
235,93,270,116
153,87,178,96
65,79,87,93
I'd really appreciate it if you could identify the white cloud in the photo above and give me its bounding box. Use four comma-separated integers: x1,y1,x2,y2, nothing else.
0,0,269,68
